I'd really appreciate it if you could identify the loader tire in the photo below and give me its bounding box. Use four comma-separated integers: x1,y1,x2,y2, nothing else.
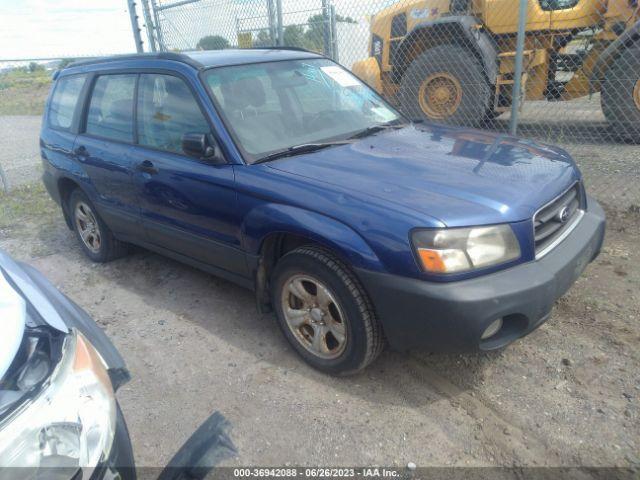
601,46,640,142
400,45,491,126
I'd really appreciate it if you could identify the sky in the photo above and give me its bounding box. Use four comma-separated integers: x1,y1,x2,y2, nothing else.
0,0,136,60
0,0,396,61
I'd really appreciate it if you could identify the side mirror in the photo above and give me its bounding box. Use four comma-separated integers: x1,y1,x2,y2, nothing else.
182,133,224,164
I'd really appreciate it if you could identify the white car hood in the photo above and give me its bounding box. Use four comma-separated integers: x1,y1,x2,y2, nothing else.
0,271,26,380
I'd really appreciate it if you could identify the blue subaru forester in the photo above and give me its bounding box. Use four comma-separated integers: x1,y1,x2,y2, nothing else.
41,49,605,374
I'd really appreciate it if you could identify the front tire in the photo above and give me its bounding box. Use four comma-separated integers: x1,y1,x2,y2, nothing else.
399,45,491,126
271,246,384,375
601,46,640,142
68,189,128,263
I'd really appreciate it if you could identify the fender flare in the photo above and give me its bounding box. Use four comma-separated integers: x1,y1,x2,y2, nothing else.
393,16,498,85
242,203,385,274
589,19,640,93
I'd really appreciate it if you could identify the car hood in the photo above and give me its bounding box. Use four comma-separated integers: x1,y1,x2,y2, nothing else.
0,248,130,389
0,271,26,380
267,124,580,226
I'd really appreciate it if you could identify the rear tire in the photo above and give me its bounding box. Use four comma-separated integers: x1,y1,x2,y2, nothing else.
271,246,384,375
68,189,128,263
601,46,640,142
400,45,491,126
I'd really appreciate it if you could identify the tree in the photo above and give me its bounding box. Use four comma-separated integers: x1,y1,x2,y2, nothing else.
28,62,44,73
196,35,230,51
304,14,357,52
253,29,273,47
283,25,308,49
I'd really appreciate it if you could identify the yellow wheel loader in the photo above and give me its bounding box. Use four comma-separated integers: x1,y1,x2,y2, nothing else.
352,0,640,138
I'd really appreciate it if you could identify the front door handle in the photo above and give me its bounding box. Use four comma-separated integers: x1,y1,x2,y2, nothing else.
137,160,159,175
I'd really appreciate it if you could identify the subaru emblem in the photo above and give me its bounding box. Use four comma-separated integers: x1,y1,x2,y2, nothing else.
557,206,570,224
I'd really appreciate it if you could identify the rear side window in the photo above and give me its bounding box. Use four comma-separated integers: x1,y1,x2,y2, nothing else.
48,75,86,130
137,74,210,154
86,74,136,143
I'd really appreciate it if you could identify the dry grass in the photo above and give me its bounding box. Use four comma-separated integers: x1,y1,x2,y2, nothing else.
0,69,52,116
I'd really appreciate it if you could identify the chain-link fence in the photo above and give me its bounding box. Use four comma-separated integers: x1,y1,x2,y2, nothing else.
0,0,638,205
148,0,640,142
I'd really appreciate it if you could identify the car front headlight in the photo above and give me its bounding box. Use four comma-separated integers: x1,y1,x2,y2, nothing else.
412,225,521,274
0,330,116,470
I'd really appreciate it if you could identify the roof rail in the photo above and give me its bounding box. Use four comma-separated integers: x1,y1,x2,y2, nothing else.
250,46,323,55
65,52,203,70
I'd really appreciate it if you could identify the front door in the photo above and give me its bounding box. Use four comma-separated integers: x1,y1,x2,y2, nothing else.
131,73,245,277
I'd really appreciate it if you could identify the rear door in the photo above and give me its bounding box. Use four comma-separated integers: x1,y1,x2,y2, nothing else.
130,73,245,277
40,74,88,189
74,73,140,238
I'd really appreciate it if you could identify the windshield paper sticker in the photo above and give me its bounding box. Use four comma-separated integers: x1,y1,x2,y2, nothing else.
321,66,361,87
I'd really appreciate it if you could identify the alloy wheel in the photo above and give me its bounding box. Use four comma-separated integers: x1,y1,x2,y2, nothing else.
280,274,348,360
74,202,102,254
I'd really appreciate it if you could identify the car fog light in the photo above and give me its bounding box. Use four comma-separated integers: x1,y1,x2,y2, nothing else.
481,318,503,340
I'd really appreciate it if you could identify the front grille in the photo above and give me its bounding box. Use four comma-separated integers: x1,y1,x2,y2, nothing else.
533,183,583,256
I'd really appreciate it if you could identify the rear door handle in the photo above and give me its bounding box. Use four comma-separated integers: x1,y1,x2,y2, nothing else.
137,160,159,175
74,145,88,158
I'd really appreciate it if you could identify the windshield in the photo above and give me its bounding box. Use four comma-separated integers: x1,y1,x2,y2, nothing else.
203,58,403,163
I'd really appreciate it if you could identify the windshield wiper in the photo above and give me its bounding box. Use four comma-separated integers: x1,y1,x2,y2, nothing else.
253,141,351,164
347,120,406,140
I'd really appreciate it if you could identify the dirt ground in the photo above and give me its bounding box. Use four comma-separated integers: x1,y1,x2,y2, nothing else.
0,182,638,469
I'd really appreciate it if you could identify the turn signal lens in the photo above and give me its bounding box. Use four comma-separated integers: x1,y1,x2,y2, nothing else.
417,249,446,273
417,248,470,273
412,225,520,274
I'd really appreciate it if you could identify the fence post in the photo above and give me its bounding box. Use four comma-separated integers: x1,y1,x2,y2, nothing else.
140,0,158,52
127,0,145,53
509,0,528,136
276,0,284,46
0,165,8,194
150,0,166,51
330,4,339,62
266,0,277,45
321,0,332,57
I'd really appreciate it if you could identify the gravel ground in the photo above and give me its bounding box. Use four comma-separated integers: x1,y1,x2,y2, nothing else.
0,115,639,470
1,188,639,470
0,116,42,190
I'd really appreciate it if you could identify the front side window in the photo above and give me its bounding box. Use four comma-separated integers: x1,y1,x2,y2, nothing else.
137,74,211,154
85,74,136,142
49,75,86,130
203,59,402,162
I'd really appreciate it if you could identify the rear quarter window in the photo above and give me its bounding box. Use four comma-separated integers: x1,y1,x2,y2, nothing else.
48,75,87,130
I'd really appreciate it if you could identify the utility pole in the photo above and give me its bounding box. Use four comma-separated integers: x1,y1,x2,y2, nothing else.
127,0,145,53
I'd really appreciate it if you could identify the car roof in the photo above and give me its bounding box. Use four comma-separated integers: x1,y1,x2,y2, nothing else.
64,48,323,72
184,48,323,67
